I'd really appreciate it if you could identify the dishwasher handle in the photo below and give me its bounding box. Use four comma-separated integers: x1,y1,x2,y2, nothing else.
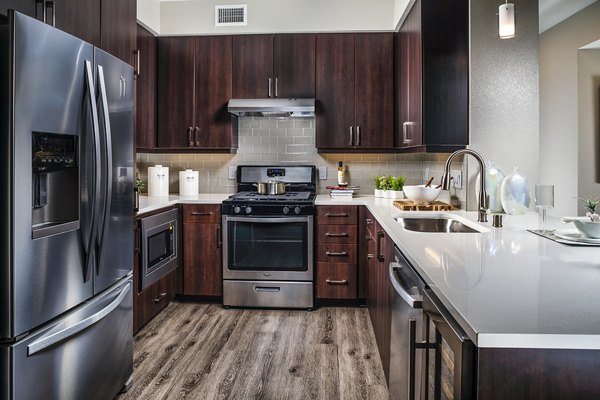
389,261,422,309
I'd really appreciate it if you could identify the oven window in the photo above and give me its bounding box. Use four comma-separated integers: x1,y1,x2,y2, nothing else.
228,220,308,271
147,228,172,271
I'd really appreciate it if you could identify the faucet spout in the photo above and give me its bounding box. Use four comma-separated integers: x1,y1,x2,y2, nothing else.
442,149,488,223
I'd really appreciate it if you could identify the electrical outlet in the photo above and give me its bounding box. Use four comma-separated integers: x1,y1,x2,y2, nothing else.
318,167,327,180
228,166,237,180
450,170,462,189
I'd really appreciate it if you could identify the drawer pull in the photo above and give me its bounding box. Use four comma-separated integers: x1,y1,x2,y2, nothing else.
325,232,348,238
153,292,167,303
325,213,349,217
366,218,373,224
326,251,348,256
367,254,374,259
191,211,214,216
326,279,348,285
255,286,280,293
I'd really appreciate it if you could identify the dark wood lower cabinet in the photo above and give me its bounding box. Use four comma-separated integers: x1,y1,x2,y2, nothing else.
134,269,177,333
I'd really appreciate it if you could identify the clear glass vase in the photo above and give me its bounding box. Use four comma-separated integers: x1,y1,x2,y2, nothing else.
500,166,530,215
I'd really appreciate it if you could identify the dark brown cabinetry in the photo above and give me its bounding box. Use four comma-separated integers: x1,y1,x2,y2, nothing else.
182,204,223,296
363,208,394,382
135,24,157,151
100,0,135,65
315,205,358,300
316,33,393,151
157,36,236,151
395,0,469,151
232,34,315,99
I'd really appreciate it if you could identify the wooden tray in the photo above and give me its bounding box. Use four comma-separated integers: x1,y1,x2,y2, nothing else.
393,200,455,211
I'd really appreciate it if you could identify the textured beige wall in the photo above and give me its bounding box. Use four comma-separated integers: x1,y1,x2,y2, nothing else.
467,0,540,211
540,1,600,216
159,0,396,35
577,50,600,212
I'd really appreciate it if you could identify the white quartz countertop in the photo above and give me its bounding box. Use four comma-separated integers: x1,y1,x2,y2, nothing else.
140,193,600,349
316,195,600,350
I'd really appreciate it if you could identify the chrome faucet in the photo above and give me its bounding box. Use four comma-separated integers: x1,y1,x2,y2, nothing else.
441,149,488,223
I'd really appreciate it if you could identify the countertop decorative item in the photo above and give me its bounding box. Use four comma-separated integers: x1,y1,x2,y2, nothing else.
374,175,387,198
179,169,199,196
148,165,169,197
385,176,406,199
477,160,505,213
500,166,530,214
403,185,442,203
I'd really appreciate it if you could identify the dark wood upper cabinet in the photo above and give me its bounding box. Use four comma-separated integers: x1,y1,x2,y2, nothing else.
316,33,394,151
273,34,316,98
396,0,468,151
315,33,355,149
195,36,234,149
157,37,196,149
0,1,36,18
53,0,100,47
232,35,273,98
135,24,157,150
100,0,136,65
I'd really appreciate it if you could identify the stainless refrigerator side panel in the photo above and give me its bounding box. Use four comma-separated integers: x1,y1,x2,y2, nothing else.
93,48,134,294
0,17,13,340
1,345,10,399
9,12,96,338
10,277,133,400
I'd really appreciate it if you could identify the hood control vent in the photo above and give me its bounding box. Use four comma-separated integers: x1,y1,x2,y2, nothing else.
215,4,247,26
228,98,315,118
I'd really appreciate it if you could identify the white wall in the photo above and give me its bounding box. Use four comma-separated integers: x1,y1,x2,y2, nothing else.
540,1,600,216
159,0,395,35
393,0,412,30
467,0,540,210
137,0,161,33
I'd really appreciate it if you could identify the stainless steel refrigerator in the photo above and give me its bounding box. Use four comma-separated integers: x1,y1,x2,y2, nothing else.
0,11,134,400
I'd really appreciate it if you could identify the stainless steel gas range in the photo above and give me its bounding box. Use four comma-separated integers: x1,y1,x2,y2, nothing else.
221,165,316,309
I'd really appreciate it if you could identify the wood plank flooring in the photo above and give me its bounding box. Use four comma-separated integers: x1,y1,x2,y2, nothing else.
117,302,388,400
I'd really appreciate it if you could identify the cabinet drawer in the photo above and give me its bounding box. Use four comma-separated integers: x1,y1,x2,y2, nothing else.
135,270,176,332
316,225,357,244
316,206,357,225
315,262,357,299
315,243,357,263
182,204,220,223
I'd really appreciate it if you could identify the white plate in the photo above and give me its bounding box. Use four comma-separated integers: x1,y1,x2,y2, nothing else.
554,229,600,244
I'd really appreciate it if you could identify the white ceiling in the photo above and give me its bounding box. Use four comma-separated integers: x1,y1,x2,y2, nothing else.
539,0,598,33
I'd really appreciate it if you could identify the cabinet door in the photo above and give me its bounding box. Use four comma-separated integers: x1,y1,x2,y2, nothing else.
273,34,316,98
183,222,223,296
354,33,394,149
40,0,101,47
232,35,273,98
195,36,234,149
100,0,136,65
135,24,157,150
315,33,355,149
358,206,373,299
377,228,394,382
0,1,37,19
157,37,195,149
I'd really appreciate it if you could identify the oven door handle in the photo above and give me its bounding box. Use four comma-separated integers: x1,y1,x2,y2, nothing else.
223,216,311,224
255,286,281,293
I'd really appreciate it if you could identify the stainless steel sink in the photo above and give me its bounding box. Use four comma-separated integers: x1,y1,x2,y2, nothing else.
396,217,481,233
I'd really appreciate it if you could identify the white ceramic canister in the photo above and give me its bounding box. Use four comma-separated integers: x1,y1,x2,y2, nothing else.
148,165,169,197
179,169,199,196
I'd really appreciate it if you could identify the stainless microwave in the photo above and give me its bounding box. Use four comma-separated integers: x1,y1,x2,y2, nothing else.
140,208,179,290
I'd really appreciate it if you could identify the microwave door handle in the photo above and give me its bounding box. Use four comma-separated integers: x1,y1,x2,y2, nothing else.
83,60,100,283
95,65,113,270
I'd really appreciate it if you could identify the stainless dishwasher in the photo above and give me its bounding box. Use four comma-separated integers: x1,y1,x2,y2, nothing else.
389,246,427,400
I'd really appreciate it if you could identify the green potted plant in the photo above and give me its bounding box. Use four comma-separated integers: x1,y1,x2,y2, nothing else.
373,175,388,197
134,169,145,210
385,176,406,199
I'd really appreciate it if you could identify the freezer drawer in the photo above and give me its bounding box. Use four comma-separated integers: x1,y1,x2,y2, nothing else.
224,280,313,309
2,277,133,400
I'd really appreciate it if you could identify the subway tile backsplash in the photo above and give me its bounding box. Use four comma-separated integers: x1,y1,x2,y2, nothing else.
137,117,467,206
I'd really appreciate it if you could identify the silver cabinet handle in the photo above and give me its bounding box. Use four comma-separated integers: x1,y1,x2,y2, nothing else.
349,126,354,146
325,213,349,217
325,232,348,237
367,254,374,259
28,282,131,355
356,126,361,146
195,127,200,147
191,211,214,216
326,251,348,256
153,292,168,303
135,50,141,76
187,127,194,147
268,78,272,98
275,78,278,98
376,231,385,261
326,279,348,285
403,121,414,144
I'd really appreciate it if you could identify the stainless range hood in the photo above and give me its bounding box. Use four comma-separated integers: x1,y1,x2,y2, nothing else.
227,98,315,118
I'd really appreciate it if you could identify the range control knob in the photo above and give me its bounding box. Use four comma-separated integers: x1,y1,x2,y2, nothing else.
294,206,302,215
282,206,290,215
234,206,241,214
245,206,252,214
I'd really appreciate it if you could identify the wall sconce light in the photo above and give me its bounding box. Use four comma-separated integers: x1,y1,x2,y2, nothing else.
498,1,515,39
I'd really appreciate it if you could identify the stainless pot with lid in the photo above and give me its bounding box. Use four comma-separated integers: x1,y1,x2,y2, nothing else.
253,181,289,195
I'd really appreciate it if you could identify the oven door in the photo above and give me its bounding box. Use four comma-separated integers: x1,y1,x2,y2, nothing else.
223,215,313,281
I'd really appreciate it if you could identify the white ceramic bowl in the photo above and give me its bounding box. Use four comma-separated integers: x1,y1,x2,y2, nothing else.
402,185,441,204
563,217,600,239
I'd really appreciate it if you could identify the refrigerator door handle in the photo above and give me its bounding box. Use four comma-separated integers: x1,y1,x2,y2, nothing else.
27,282,131,356
96,65,113,271
84,60,101,283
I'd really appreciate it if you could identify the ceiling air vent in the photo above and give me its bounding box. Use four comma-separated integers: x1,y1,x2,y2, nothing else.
215,4,247,26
